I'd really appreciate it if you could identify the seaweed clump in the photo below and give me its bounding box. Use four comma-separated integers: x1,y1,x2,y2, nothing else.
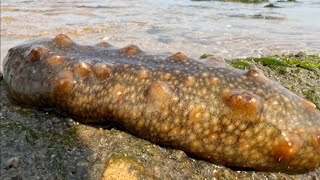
229,52,320,71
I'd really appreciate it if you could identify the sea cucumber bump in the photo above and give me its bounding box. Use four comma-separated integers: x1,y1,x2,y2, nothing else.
93,63,113,79
55,70,76,92
168,52,189,63
94,41,112,48
3,35,320,174
209,77,220,85
185,76,196,87
162,73,172,80
111,84,128,103
25,46,49,62
301,99,317,110
137,69,150,79
47,55,65,66
271,133,302,162
145,81,179,113
245,67,264,77
223,89,263,121
53,34,74,47
120,45,142,56
73,62,92,79
244,67,272,85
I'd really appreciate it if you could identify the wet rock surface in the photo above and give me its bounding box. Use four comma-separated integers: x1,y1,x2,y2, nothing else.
1,54,319,179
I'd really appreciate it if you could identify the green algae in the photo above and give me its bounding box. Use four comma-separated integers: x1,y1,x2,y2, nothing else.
199,53,214,59
229,60,251,70
200,53,320,72
230,53,320,71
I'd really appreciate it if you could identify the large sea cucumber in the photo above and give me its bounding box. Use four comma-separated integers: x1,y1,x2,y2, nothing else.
3,34,320,173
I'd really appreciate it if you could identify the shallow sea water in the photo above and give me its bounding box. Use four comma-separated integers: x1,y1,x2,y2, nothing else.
1,0,320,72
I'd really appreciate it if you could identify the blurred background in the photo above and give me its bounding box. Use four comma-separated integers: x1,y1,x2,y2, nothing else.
1,0,320,71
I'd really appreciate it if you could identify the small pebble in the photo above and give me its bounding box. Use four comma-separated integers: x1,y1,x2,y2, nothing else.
5,157,20,170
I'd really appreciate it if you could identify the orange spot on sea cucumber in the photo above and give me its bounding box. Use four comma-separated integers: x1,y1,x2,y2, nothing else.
137,69,150,79
186,76,196,87
188,105,206,123
112,84,128,103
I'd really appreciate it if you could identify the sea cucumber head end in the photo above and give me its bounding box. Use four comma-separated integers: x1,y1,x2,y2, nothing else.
271,133,302,162
301,99,317,111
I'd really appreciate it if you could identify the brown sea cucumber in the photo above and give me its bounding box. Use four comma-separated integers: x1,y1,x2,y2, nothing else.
3,34,320,173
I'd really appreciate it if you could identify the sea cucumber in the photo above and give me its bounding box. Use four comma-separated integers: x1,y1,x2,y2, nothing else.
3,34,320,173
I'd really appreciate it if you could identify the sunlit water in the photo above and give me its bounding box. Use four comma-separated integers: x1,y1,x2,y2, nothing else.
1,0,320,72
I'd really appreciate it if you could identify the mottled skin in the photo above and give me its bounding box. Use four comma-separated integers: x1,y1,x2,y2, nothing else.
3,34,320,173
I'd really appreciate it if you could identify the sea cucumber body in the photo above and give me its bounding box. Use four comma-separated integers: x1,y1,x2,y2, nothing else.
3,34,320,173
